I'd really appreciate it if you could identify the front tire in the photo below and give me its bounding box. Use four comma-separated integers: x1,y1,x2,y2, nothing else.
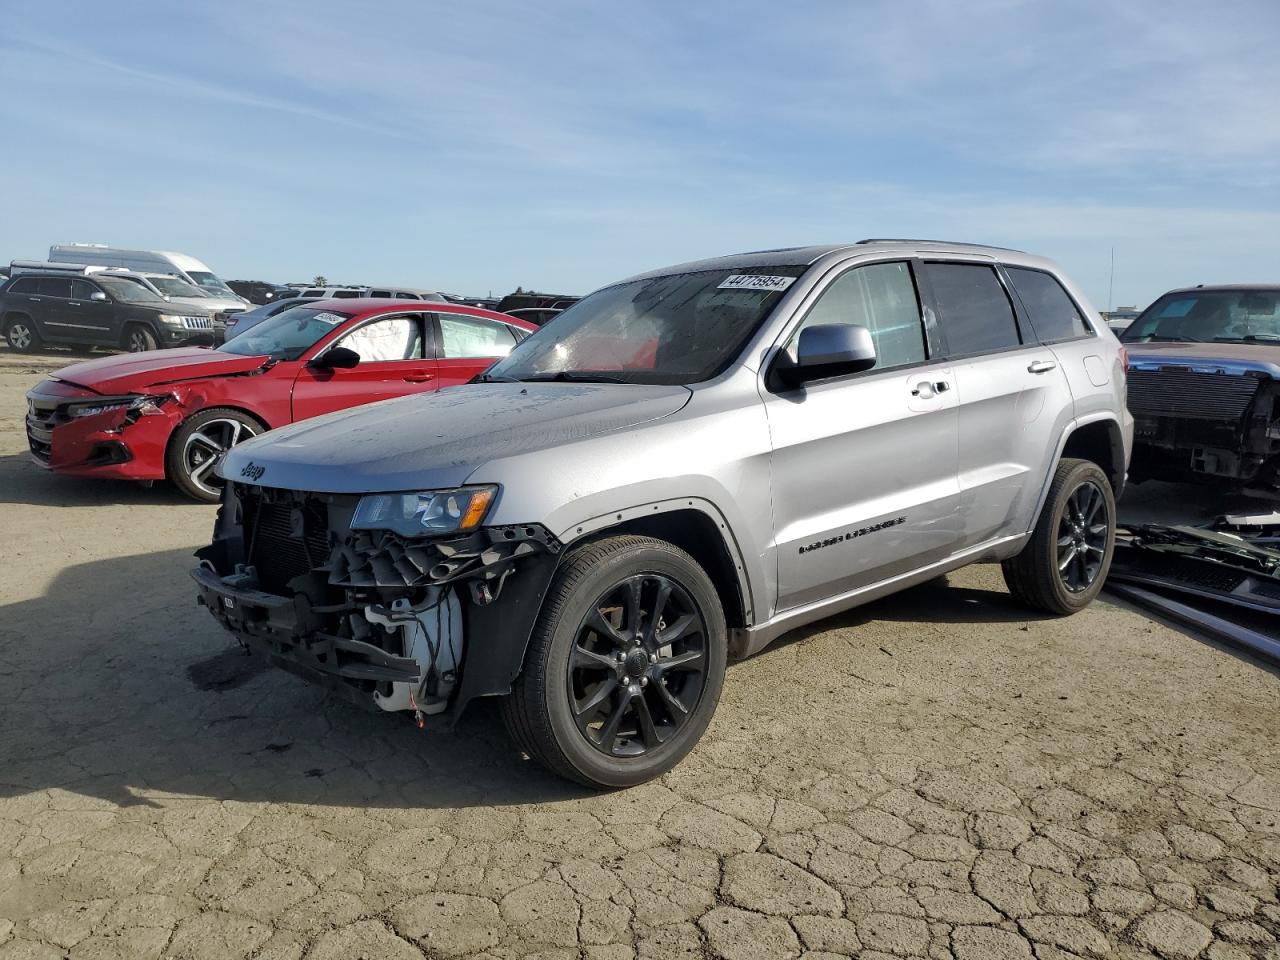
123,324,158,353
1002,458,1116,615
4,316,41,353
166,408,263,503
502,535,727,789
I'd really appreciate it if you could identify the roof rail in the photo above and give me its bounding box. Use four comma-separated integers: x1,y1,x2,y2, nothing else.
8,259,111,275
856,238,1024,253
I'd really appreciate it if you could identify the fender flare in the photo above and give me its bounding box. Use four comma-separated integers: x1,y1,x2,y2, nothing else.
1027,413,1126,535
450,497,758,722
554,495,758,626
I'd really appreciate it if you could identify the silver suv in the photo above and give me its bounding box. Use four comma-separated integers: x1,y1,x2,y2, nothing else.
193,240,1132,788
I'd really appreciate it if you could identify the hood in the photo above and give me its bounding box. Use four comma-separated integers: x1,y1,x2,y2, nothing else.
162,296,239,313
221,382,692,493
50,348,269,394
1127,341,1280,378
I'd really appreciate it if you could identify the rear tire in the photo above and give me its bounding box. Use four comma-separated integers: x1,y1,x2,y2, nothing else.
166,408,264,503
1002,458,1116,615
123,324,158,353
501,535,727,789
4,316,41,353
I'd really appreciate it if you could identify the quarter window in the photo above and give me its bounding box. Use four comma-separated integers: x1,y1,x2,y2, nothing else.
336,314,423,361
1006,268,1090,342
9,277,39,294
922,263,1021,355
789,261,926,371
437,314,518,358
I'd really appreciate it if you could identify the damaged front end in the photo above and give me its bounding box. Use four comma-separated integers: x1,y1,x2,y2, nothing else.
1127,359,1280,492
192,483,561,720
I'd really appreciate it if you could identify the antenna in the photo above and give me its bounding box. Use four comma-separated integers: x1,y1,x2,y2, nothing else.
1108,246,1115,312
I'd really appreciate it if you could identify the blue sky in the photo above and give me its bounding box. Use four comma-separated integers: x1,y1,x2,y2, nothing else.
1,0,1277,309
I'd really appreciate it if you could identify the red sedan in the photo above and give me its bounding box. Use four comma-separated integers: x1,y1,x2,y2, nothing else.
24,299,535,501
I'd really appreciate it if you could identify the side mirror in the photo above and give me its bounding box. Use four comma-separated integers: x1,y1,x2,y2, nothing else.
90,291,108,302
775,324,877,388
309,346,361,370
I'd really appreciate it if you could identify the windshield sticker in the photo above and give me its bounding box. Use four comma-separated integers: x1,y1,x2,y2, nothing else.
1157,299,1195,318
718,275,797,293
313,312,346,325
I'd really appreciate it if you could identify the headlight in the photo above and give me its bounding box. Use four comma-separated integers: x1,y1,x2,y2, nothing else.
67,395,166,418
351,485,497,537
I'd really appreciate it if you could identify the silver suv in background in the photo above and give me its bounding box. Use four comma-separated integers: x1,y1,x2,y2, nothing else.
193,240,1132,788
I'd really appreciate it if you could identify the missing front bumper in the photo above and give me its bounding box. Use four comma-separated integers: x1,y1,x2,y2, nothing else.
193,484,563,718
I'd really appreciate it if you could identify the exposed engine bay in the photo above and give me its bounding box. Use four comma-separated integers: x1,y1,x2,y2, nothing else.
193,483,561,720
1127,363,1280,493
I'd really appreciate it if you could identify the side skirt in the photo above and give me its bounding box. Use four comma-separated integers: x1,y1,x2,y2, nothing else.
728,532,1027,659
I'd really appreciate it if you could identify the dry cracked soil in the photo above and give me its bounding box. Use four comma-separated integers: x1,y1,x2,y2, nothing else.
0,350,1278,960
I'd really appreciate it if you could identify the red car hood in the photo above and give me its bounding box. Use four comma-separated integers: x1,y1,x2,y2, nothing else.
51,348,272,395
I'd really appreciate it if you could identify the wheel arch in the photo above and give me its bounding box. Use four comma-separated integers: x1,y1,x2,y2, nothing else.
1026,414,1126,537
450,499,757,723
556,499,755,631
162,404,271,480
1060,417,1126,495
121,318,164,349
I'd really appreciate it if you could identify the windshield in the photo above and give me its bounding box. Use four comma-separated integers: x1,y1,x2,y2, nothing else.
187,270,237,297
218,306,353,360
483,265,807,385
149,276,207,298
97,277,162,303
1122,290,1280,344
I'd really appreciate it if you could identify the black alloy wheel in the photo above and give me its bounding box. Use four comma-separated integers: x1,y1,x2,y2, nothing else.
1057,480,1109,593
567,573,708,758
501,535,727,789
1002,457,1116,615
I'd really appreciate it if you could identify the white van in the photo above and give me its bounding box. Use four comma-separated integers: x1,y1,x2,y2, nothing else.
49,244,248,305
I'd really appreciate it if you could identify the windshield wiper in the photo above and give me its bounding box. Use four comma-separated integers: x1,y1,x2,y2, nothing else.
470,373,519,383
518,371,631,384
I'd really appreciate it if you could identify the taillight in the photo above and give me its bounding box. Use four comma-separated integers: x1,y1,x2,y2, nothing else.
1119,347,1129,374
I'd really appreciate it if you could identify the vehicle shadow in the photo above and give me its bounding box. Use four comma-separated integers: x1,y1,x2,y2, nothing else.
0,546,586,810
0,453,191,507
774,573,1055,651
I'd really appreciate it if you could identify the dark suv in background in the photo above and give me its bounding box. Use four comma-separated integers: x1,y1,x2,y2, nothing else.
1,271,218,352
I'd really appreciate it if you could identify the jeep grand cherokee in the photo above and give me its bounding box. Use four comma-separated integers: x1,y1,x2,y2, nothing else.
192,240,1132,788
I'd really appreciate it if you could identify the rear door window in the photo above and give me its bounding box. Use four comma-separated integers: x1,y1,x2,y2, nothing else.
436,313,519,358
1006,267,1091,342
922,262,1021,356
38,278,74,299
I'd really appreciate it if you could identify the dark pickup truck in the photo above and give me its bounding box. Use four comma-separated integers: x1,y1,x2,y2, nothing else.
1122,285,1280,492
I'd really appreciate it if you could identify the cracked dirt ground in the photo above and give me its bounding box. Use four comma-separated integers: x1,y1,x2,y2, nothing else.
1,351,1278,960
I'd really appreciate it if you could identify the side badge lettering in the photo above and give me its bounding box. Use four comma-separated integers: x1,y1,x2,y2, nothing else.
799,516,906,555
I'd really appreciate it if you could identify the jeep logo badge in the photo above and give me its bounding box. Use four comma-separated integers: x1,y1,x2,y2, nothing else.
240,461,266,481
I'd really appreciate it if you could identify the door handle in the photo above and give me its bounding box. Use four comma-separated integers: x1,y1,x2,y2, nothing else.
403,374,435,383
1028,360,1058,374
911,380,950,398
28,297,41,302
